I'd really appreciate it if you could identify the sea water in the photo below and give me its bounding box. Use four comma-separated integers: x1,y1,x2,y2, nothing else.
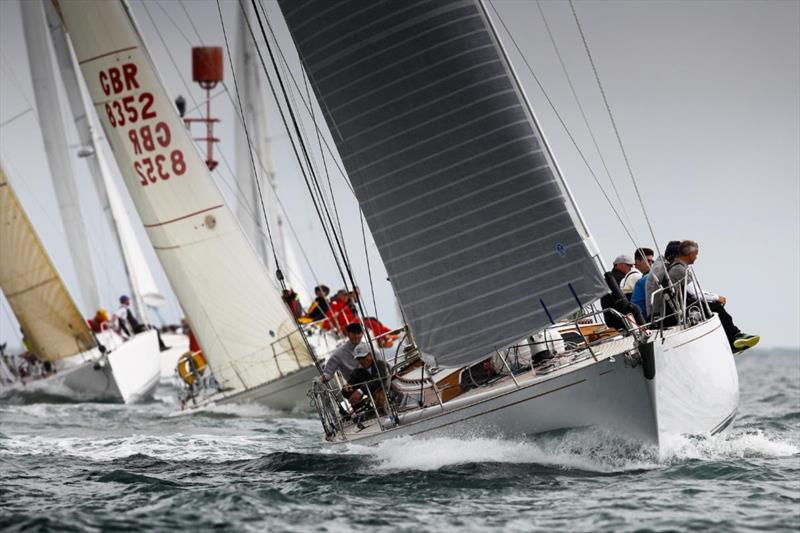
1,349,797,532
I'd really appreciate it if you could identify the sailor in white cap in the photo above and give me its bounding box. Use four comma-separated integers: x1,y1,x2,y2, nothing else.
345,343,392,414
612,254,641,296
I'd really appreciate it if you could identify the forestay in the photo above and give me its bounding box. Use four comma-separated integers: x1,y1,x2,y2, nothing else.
57,0,313,394
0,167,96,362
278,0,607,366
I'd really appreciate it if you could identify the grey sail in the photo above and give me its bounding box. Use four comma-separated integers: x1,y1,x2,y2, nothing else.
278,0,607,367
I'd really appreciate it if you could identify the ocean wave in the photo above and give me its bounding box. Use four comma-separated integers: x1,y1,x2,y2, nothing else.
660,429,799,461
0,433,273,463
343,426,799,473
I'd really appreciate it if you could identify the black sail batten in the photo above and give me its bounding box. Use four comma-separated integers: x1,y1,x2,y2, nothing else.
278,0,607,367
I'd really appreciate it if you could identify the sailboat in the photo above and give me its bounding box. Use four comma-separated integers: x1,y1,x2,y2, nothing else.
266,0,738,449
0,167,161,403
54,0,321,412
19,0,171,385
39,0,189,378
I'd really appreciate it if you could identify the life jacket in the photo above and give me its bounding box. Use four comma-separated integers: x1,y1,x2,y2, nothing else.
328,297,356,333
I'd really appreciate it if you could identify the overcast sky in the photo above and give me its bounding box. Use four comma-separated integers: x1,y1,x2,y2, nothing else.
1,0,798,349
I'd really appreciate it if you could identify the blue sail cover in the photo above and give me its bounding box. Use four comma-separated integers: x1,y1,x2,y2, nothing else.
278,0,607,366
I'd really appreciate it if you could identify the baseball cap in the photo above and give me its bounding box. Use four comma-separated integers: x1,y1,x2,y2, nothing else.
613,254,634,266
353,344,371,359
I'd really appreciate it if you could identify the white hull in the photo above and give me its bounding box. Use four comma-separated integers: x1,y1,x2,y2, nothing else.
176,331,340,414
650,315,739,444
332,317,738,451
2,330,161,404
180,364,320,414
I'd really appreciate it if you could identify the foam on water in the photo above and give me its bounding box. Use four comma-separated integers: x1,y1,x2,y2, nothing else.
0,433,269,463
345,427,798,473
189,402,282,419
661,429,799,461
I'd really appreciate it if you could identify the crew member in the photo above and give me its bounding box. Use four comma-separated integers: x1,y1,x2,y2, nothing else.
113,295,170,351
667,240,760,352
346,343,392,415
320,322,363,383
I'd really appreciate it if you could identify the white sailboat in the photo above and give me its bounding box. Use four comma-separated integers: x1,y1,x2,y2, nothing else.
0,167,160,403
40,0,189,378
10,1,160,400
269,0,740,449
55,0,320,412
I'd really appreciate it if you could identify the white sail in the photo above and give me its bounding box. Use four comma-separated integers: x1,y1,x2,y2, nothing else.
0,167,96,362
42,0,166,317
234,4,309,303
57,0,313,394
20,0,100,315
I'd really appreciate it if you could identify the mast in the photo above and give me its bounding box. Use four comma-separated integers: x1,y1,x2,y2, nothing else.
42,0,166,323
20,0,100,315
234,3,303,299
234,2,271,269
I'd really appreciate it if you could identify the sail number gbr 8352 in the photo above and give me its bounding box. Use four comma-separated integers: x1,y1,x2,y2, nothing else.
99,63,186,187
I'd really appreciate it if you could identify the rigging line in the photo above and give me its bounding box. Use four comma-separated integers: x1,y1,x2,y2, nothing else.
535,0,642,246
568,0,661,253
250,0,378,338
139,1,204,119
255,1,345,262
217,0,284,284
224,1,323,378
485,0,638,249
241,0,351,294
251,0,349,269
0,52,37,116
257,2,356,286
152,0,194,49
256,3,355,196
178,0,205,44
359,211,380,321
254,0,360,301
0,108,33,129
296,65,350,266
302,68,348,263
143,0,300,284
152,4,319,285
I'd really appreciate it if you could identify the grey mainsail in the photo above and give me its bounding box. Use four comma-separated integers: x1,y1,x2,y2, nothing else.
278,0,607,366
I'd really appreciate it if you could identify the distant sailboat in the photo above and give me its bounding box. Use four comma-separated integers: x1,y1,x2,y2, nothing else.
56,0,320,411
40,0,188,376
272,0,740,448
0,166,160,403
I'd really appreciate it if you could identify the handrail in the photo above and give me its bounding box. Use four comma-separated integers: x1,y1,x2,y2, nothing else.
649,264,712,331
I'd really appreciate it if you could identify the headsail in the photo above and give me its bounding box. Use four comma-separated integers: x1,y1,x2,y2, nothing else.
0,167,96,362
42,0,167,316
57,0,313,393
278,0,607,366
21,0,100,314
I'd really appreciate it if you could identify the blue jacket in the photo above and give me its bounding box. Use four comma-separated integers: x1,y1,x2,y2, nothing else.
631,274,649,320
